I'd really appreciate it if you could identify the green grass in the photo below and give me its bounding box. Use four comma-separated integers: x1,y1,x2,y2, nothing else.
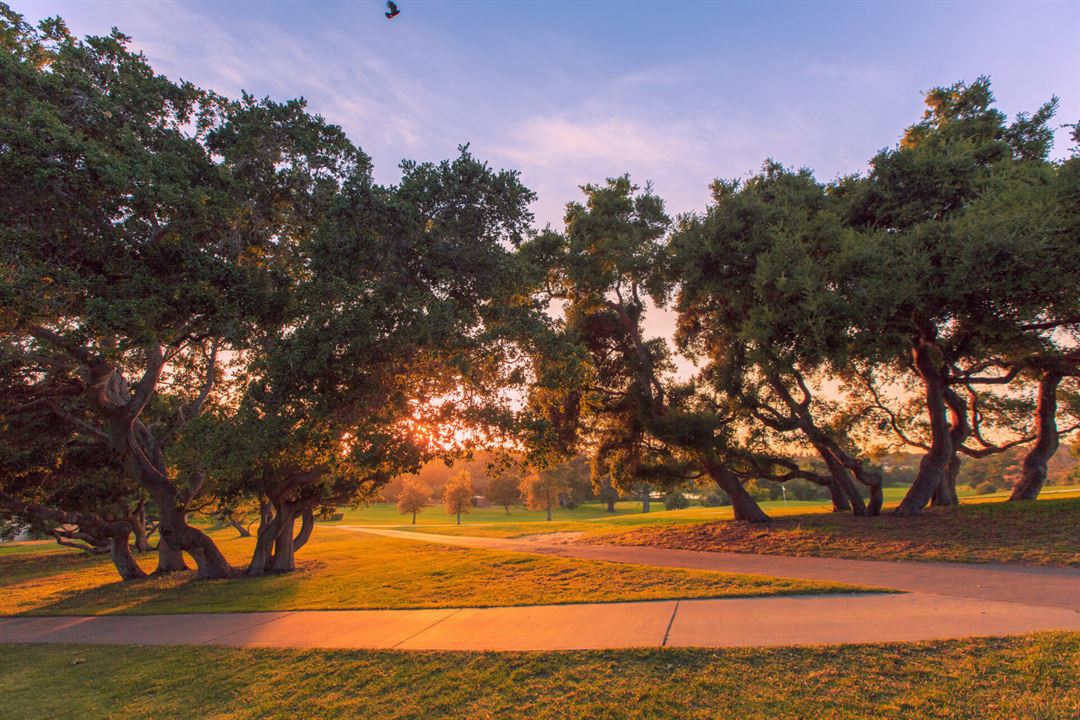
356,492,1080,567
0,527,866,616
1,633,1076,719
605,496,1080,566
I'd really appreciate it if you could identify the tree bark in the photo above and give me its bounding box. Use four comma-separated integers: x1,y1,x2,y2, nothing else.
762,371,872,516
826,479,852,513
0,493,145,581
931,388,968,507
270,505,297,573
227,513,252,538
154,494,231,578
896,339,953,516
129,500,152,552
247,500,278,577
110,533,148,580
1011,372,1063,501
293,504,315,553
641,489,651,514
814,443,866,515
704,460,770,523
154,534,189,573
412,510,417,524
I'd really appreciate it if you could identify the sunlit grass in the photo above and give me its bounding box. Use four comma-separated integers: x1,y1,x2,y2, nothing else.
606,496,1080,567
368,486,1080,547
1,633,1076,719
0,527,866,617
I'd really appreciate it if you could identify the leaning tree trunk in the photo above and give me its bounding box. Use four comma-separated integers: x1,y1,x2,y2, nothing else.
270,504,298,573
934,454,962,507
155,534,189,573
812,435,882,516
247,500,279,577
227,513,252,538
110,533,148,580
292,505,315,553
815,445,866,516
896,341,953,516
704,460,770,523
826,479,852,513
153,495,230,579
0,493,145,581
932,388,969,508
129,500,152,553
119,423,232,579
1011,372,1063,501
766,372,868,517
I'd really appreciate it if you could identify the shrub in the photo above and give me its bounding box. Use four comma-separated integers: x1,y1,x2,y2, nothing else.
663,491,690,510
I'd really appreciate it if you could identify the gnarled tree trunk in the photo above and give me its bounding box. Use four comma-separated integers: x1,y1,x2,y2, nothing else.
932,388,969,508
826,479,852,513
896,340,953,516
110,533,148,580
705,460,770,523
247,499,279,577
816,445,866,516
0,493,146,581
293,505,315,553
270,504,298,573
227,512,252,538
1011,371,1063,501
129,500,152,553
155,534,189,573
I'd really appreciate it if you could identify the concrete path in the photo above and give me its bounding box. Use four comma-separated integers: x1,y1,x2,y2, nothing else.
344,526,1080,611
2,525,1077,652
2,592,1078,652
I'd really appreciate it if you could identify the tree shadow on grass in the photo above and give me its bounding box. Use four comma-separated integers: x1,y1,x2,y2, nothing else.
7,533,311,617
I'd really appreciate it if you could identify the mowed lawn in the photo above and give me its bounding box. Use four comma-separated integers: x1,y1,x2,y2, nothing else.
1,633,1077,719
354,485,1080,544
0,528,865,617
602,496,1080,567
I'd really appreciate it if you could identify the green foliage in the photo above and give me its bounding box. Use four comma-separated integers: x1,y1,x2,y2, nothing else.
662,491,690,510
443,471,474,520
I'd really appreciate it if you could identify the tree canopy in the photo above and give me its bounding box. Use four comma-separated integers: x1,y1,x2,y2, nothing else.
2,5,1077,584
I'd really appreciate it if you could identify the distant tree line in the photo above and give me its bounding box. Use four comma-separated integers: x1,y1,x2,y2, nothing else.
1,6,1076,581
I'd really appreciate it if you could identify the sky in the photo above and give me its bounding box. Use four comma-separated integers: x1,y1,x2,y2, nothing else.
12,0,1080,368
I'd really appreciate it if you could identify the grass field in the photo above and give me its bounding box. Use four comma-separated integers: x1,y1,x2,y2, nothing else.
604,496,1080,567
324,488,1080,567
0,527,865,616
326,485,1080,540
1,633,1076,719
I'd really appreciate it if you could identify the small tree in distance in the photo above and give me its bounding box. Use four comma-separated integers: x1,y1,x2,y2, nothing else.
396,478,431,524
443,471,474,525
520,469,570,521
486,473,521,515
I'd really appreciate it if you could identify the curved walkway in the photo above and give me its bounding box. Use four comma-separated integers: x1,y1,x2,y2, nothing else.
345,526,1080,611
1,526,1077,652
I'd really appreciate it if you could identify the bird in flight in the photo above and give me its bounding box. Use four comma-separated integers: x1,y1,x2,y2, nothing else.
385,1,400,19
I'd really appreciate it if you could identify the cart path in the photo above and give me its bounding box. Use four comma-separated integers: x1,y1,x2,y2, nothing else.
3,526,1078,652
342,526,1080,611
2,592,1078,652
